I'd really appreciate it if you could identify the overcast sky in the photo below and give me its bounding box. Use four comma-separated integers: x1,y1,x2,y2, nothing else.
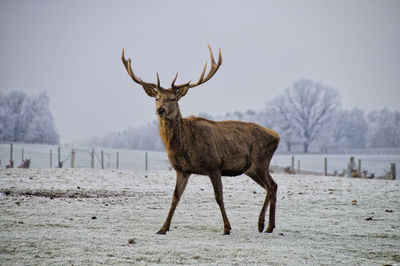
1,0,399,143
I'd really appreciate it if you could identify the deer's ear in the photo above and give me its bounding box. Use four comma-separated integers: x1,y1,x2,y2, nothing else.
142,85,158,98
176,86,189,100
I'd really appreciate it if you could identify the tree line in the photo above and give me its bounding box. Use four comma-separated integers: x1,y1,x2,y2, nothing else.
0,91,60,144
82,79,400,153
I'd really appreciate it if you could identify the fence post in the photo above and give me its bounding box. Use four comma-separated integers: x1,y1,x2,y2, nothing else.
291,156,295,174
324,157,327,176
390,163,396,180
145,152,148,171
358,159,361,176
101,150,104,169
116,152,119,169
71,149,75,168
297,160,300,175
58,146,62,168
50,149,53,168
9,144,14,168
91,149,95,168
347,157,355,177
21,148,24,164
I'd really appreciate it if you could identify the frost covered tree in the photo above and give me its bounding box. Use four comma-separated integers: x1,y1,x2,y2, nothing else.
83,121,164,151
321,108,368,150
262,103,298,152
0,90,59,144
269,79,340,153
366,108,400,148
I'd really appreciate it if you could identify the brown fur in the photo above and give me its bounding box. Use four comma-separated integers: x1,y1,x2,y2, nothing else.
154,91,280,235
122,47,280,235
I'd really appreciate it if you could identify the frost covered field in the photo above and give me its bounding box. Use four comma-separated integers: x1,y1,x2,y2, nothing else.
1,169,399,265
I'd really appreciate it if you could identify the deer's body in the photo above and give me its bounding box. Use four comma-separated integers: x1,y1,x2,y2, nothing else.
160,115,279,177
122,45,280,235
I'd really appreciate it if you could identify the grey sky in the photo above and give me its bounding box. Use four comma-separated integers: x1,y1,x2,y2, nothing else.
1,0,399,143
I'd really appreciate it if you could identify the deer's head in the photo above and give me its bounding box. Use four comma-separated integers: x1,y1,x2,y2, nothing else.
122,45,222,120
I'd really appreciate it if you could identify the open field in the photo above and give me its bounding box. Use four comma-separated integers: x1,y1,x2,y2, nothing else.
1,168,399,265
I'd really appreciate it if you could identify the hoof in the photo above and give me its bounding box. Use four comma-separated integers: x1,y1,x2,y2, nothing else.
223,225,232,235
265,226,275,233
258,223,264,233
223,230,231,235
156,229,167,235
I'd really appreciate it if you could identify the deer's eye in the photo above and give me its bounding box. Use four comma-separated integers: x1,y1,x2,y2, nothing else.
155,98,160,102
170,98,176,102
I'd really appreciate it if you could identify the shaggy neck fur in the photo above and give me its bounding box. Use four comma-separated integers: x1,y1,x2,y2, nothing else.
158,109,184,154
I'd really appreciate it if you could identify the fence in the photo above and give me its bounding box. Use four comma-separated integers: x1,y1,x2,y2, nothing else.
273,155,397,180
0,143,170,171
0,143,398,180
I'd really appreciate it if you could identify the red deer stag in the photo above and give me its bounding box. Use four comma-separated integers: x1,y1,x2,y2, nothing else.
121,45,280,235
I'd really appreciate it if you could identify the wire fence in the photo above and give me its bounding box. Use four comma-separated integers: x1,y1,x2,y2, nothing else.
272,154,398,180
0,143,171,171
0,143,398,180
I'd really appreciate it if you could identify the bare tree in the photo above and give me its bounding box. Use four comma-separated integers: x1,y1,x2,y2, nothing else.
270,79,340,153
266,100,299,152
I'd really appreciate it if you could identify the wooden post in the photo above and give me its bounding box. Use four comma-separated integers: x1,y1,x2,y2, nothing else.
91,148,95,168
116,152,119,169
21,148,24,163
291,156,295,174
9,144,14,168
358,159,361,176
324,157,327,176
58,146,62,168
297,160,300,175
101,150,104,169
390,163,396,180
50,149,52,168
71,149,75,168
145,152,148,171
347,157,355,177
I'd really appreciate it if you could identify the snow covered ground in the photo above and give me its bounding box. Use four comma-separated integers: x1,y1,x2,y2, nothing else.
0,168,399,265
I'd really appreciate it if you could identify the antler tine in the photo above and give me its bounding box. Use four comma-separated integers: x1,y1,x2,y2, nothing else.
208,44,216,65
171,73,178,87
195,62,207,85
171,72,191,90
121,48,158,89
170,45,222,91
188,45,222,89
156,73,161,89
170,72,181,89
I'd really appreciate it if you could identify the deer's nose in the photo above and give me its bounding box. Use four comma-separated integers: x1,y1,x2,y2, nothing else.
157,107,166,115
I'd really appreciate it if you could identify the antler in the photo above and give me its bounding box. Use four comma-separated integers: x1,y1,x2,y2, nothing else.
122,49,165,92
122,46,222,98
171,45,222,90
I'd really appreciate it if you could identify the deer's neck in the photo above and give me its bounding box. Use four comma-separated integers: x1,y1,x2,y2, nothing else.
158,110,185,154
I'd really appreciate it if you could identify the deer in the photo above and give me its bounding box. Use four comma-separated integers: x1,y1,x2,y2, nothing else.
121,45,280,235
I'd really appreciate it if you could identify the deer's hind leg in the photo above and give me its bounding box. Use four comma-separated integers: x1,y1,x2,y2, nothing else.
245,166,277,233
264,171,277,233
209,170,232,235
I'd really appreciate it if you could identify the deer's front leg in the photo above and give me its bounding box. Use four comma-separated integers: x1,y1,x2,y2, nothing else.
157,171,190,234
